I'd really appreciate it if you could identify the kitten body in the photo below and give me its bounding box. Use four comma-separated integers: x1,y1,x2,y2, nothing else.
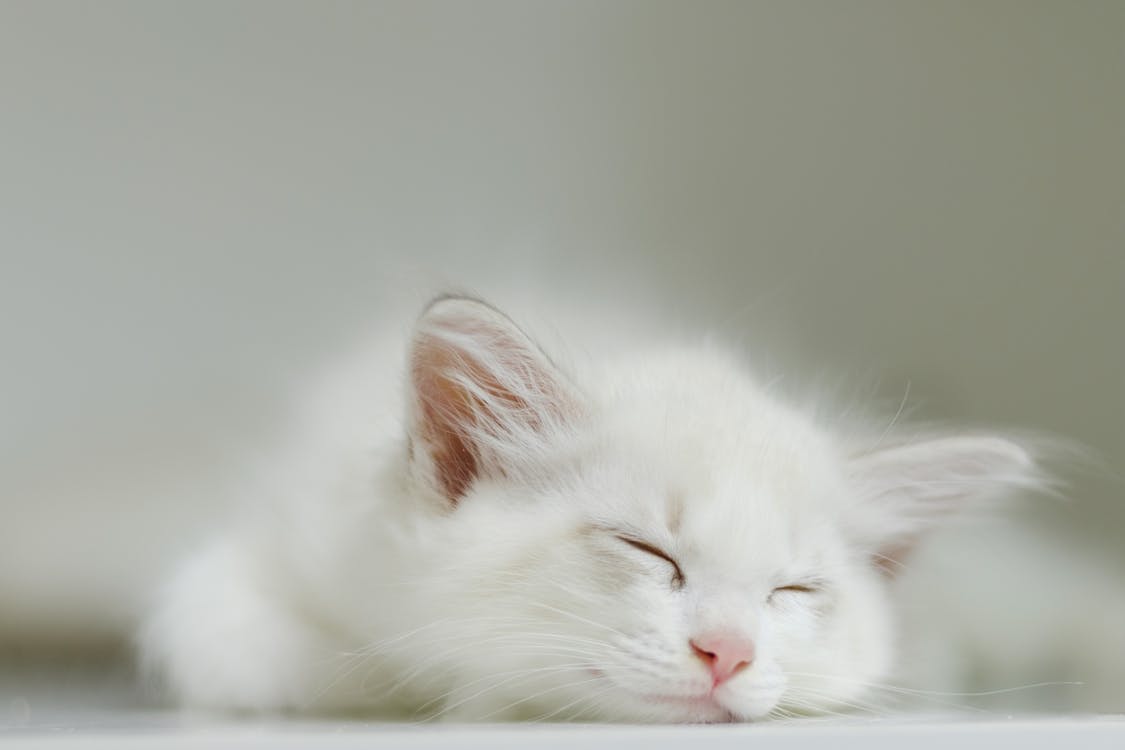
142,297,1041,722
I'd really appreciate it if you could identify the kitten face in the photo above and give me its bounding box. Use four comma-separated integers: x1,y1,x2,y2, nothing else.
411,352,890,721
398,297,1038,722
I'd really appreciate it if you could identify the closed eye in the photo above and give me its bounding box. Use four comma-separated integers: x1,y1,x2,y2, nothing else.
769,582,822,603
615,535,685,590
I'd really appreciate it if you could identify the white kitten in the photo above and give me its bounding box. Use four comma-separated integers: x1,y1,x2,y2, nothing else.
140,296,1043,722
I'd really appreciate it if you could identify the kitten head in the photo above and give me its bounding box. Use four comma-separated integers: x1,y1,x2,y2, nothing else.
399,296,1042,722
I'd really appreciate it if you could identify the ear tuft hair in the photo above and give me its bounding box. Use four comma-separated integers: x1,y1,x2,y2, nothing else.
407,296,581,504
847,433,1047,569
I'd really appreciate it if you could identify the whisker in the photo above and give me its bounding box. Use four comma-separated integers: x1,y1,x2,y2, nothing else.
526,601,630,640
416,662,599,714
785,671,1083,699
466,674,609,722
526,684,618,723
359,635,605,698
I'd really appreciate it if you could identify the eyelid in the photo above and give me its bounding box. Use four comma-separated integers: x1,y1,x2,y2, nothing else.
770,582,823,600
614,534,686,590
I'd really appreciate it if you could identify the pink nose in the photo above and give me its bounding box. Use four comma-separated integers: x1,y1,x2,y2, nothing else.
690,631,755,686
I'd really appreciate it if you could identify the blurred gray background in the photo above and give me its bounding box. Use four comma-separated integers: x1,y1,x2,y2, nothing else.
1,0,1122,717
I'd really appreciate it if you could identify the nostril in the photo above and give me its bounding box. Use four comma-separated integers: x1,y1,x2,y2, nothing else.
690,639,717,665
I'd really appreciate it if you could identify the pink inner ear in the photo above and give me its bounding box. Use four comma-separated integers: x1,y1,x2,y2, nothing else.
413,336,485,502
408,298,581,505
414,385,478,502
411,327,543,503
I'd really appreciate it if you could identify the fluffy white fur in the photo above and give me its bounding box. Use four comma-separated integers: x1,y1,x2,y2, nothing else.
140,296,1044,722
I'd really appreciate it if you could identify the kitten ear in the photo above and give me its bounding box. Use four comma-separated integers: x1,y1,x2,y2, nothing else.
847,434,1043,571
406,296,581,505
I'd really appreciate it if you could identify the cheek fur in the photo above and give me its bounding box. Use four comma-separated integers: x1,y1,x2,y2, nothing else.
774,571,896,710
